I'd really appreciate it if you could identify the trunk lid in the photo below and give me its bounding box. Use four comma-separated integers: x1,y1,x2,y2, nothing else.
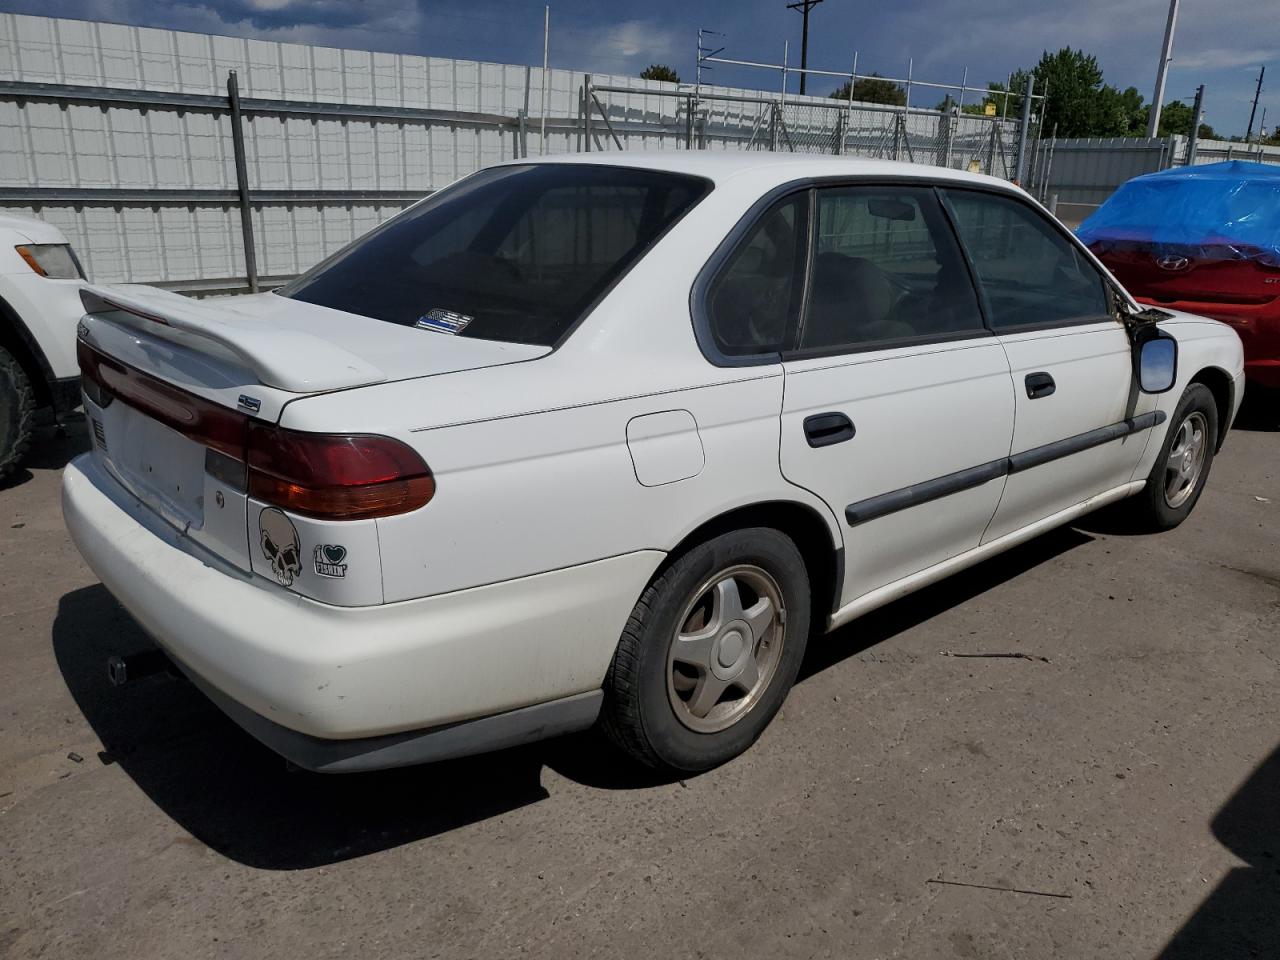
81,284,547,396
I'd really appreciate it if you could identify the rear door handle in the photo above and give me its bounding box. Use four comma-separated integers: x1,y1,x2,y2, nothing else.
803,412,855,447
1025,372,1056,399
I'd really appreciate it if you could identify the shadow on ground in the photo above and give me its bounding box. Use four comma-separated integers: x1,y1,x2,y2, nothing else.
53,526,1093,871
1156,744,1280,959
1232,387,1280,433
0,413,89,490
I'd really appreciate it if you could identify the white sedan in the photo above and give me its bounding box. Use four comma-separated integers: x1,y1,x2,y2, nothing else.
62,154,1244,774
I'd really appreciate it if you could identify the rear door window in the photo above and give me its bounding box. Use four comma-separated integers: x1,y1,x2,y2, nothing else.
943,189,1110,329
281,165,710,347
704,194,808,357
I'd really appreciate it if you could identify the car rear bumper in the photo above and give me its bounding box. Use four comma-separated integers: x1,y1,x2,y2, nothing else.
62,454,661,763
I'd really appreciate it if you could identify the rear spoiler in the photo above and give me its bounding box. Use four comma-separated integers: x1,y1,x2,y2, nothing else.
80,285,387,393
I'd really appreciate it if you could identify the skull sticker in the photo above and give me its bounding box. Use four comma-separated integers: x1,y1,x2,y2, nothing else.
259,507,302,587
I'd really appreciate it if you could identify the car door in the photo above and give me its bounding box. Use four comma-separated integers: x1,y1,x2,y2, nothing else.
941,188,1159,544
775,184,1016,605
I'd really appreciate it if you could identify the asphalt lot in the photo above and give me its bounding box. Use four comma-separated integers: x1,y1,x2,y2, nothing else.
1,403,1278,960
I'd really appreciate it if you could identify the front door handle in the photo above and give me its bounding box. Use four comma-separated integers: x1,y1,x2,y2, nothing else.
803,412,855,447
1025,372,1056,399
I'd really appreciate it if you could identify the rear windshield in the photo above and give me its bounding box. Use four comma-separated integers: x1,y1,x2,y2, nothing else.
279,164,711,347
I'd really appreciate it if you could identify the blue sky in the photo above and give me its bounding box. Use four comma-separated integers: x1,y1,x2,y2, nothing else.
3,0,1274,136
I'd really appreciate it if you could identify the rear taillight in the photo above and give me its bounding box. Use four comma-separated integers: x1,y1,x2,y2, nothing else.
78,338,434,520
79,338,246,458
247,424,435,520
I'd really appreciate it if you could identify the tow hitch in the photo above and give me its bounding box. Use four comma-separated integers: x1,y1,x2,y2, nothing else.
106,650,180,687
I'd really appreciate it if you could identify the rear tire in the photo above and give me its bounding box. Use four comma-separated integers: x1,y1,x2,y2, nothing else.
600,527,811,773
1129,383,1218,531
0,344,36,483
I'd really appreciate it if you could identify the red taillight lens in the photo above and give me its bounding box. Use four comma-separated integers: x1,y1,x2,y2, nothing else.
78,339,433,520
78,339,247,458
247,424,435,520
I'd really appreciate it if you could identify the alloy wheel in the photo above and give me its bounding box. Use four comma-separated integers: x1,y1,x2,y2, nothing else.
1164,410,1208,509
666,564,786,734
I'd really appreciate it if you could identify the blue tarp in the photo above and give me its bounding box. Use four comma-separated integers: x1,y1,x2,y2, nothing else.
1077,160,1280,266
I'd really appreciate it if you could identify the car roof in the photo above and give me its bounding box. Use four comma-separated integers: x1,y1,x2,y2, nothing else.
499,150,1024,194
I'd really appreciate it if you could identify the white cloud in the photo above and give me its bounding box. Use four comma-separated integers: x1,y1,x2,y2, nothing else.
1175,48,1273,71
583,18,683,68
240,0,300,11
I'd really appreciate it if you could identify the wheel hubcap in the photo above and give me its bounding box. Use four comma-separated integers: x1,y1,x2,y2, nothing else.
666,564,786,734
1164,411,1208,509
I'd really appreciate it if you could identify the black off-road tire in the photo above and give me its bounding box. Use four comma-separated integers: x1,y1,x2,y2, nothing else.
1129,383,1218,531
0,344,36,483
600,527,811,773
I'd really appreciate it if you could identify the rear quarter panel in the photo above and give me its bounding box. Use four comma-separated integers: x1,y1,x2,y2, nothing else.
370,372,795,602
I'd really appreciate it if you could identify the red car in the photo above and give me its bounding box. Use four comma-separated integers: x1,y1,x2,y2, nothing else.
1080,161,1280,393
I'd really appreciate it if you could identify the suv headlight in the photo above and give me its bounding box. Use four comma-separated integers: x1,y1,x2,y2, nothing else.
15,243,84,280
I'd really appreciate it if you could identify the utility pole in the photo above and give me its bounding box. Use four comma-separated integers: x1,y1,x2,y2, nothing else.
1015,73,1035,183
786,0,823,95
1246,66,1265,142
1186,83,1204,165
1146,0,1179,137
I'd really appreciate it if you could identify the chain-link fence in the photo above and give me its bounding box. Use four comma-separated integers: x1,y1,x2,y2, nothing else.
588,81,1026,179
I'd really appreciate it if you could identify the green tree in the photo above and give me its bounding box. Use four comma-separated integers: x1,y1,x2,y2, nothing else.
1028,48,1106,136
639,64,680,83
1154,100,1217,139
829,73,906,106
1094,85,1148,136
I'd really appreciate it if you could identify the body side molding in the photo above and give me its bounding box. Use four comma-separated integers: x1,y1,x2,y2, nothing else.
844,410,1167,527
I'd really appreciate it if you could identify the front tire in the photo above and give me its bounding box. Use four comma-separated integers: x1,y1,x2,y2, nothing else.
1130,383,1218,531
600,527,811,773
0,344,36,483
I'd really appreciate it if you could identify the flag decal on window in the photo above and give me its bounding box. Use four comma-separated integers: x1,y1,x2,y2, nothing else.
415,308,473,335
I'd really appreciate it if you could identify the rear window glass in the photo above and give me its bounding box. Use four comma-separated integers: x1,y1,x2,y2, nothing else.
279,165,710,347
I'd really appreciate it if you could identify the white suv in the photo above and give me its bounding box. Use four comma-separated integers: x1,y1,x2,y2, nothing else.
62,154,1244,774
0,212,88,479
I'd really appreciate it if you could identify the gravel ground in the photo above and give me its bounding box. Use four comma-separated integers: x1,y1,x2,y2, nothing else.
1,404,1277,960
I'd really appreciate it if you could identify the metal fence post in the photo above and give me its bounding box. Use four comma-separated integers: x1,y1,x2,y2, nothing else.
1014,73,1034,183
938,103,952,167
517,108,528,158
226,70,259,294
583,75,592,152
1039,124,1058,201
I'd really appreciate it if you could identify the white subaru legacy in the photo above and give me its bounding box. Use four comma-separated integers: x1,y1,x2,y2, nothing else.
63,154,1244,774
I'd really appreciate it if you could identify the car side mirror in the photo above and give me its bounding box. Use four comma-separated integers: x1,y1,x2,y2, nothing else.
1135,328,1178,394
